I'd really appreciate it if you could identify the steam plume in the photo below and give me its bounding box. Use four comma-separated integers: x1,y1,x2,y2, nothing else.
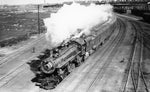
44,3,113,46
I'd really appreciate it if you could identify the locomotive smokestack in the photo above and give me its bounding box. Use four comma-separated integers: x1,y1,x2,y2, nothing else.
44,3,113,46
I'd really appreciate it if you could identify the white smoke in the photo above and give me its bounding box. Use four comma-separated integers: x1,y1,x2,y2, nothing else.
44,3,113,46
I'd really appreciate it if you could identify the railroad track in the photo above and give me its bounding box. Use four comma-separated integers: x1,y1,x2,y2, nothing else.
137,34,149,92
135,22,149,92
0,46,47,88
138,24,150,50
0,34,45,65
0,18,116,90
85,18,127,92
57,18,127,92
120,21,149,92
51,18,120,92
0,59,29,88
0,17,115,66
0,35,48,88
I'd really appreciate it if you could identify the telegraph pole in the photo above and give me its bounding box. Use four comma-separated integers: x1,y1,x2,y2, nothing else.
37,5,40,34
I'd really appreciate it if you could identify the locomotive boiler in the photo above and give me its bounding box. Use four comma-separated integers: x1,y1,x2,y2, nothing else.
28,26,114,90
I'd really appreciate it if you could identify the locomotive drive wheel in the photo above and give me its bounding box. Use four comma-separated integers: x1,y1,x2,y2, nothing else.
67,63,76,73
76,55,83,66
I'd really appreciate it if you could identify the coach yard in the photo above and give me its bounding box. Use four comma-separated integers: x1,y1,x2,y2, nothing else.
0,4,150,92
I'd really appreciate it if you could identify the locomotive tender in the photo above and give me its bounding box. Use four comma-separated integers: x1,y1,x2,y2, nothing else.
28,23,115,90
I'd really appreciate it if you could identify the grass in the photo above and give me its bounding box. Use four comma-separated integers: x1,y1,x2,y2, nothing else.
0,9,51,47
0,12,50,41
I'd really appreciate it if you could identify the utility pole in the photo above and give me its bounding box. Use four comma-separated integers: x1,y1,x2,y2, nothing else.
37,5,40,34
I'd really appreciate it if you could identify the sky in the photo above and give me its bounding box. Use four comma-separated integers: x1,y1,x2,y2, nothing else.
0,0,104,5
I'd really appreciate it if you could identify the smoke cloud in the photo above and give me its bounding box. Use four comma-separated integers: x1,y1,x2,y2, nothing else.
44,3,113,46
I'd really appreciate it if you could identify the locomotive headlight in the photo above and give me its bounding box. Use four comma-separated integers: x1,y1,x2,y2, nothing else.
41,60,55,74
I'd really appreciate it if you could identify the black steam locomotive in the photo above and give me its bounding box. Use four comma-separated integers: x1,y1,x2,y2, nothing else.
28,25,114,89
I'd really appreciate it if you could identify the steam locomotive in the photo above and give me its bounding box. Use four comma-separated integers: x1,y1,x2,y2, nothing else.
28,25,115,90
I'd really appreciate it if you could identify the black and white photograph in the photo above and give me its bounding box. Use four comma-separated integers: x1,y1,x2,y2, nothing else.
0,0,150,92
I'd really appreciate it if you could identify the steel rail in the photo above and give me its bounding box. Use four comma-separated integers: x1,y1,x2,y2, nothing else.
130,23,141,92
135,22,149,92
0,34,45,65
60,18,121,92
86,18,127,92
0,17,117,91
70,18,126,92
121,20,149,92
120,21,138,92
